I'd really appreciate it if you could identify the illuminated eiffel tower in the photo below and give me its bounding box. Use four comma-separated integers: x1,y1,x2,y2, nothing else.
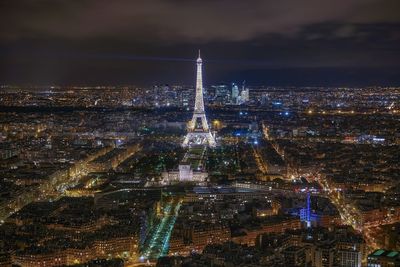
182,51,216,147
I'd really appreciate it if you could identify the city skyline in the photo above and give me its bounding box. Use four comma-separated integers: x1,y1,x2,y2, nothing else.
0,1,399,267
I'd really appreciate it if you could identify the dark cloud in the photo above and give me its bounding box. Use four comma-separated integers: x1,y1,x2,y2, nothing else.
1,0,399,42
0,0,399,85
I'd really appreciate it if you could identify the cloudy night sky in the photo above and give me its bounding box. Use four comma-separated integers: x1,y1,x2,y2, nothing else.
1,0,400,86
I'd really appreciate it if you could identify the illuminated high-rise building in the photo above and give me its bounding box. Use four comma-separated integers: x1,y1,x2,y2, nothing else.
182,51,216,147
231,83,239,104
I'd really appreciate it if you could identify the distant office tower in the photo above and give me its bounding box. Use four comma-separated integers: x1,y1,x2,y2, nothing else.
240,88,249,103
213,84,229,97
212,84,230,104
182,51,216,147
261,93,269,106
181,89,190,107
231,83,239,104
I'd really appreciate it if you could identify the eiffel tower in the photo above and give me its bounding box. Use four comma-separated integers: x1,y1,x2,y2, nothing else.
182,51,216,147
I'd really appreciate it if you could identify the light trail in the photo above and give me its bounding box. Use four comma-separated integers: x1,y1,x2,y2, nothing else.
252,144,268,176
315,175,381,254
141,200,181,260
